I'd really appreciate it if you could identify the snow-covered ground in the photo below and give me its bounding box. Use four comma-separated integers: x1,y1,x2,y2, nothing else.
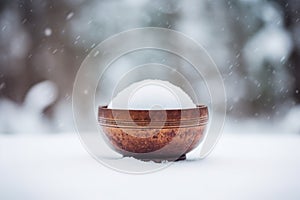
1,127,300,200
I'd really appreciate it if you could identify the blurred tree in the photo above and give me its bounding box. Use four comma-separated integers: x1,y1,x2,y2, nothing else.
0,0,81,105
277,0,300,103
223,0,294,118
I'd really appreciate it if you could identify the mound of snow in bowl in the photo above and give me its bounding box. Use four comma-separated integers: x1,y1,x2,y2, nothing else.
108,79,196,110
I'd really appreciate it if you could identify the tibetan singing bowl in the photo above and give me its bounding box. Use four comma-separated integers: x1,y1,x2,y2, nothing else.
98,105,209,162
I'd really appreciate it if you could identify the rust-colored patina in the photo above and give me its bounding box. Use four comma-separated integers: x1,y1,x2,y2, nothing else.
98,105,208,162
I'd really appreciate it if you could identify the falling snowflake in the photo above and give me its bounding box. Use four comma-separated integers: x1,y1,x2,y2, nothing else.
93,50,99,57
0,82,5,90
52,49,58,54
66,12,74,20
44,28,52,36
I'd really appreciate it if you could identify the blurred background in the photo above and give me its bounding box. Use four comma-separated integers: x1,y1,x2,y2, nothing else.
0,0,300,134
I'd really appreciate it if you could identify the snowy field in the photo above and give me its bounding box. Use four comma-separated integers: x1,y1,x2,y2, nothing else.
1,125,300,200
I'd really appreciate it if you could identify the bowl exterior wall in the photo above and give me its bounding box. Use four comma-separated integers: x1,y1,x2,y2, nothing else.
101,125,206,160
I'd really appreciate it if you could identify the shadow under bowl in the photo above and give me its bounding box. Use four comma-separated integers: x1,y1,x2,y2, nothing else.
98,105,208,162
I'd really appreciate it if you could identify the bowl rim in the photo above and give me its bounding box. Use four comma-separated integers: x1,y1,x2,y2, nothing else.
98,104,207,112
98,105,208,128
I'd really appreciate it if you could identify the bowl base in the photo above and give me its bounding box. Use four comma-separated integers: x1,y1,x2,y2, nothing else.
126,154,186,163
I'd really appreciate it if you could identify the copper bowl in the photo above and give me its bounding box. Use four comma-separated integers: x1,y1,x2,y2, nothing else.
98,105,209,162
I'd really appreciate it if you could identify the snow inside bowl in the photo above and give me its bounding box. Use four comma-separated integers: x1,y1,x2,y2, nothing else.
98,105,209,162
